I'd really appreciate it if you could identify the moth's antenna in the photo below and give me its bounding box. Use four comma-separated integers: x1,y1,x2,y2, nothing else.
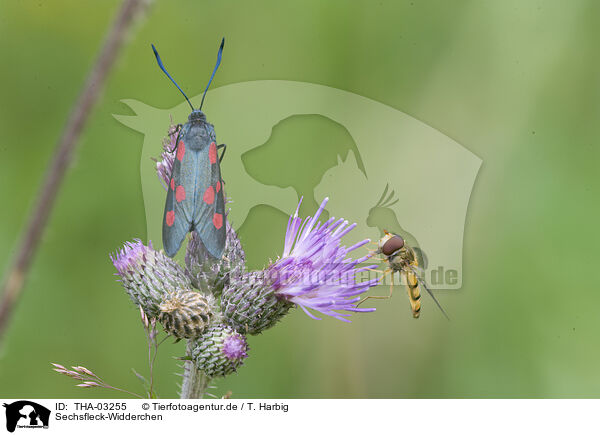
152,44,194,111
199,37,225,111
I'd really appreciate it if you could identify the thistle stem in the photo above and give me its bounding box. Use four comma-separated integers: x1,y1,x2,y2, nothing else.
180,341,210,399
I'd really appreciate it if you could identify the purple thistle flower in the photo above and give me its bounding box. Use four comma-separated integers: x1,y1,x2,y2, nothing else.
110,239,193,317
269,197,378,322
110,239,154,275
222,333,248,360
221,196,378,334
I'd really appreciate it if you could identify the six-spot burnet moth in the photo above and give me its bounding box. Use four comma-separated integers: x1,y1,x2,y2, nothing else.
152,38,226,259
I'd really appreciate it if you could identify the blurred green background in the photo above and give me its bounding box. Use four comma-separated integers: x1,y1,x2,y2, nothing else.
1,0,600,398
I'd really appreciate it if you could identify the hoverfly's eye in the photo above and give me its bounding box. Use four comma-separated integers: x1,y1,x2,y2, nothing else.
382,235,404,255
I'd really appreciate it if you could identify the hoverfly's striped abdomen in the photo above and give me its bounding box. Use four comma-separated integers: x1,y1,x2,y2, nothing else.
405,268,422,318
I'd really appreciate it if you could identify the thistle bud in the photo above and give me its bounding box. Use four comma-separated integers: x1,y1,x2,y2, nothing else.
185,220,246,296
189,324,249,377
221,271,294,335
110,240,193,317
158,291,216,339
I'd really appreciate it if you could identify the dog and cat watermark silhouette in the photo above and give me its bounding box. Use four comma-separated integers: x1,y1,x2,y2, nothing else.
3,401,50,432
115,80,481,290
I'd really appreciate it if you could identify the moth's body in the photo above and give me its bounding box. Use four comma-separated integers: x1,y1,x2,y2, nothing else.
152,39,227,259
162,109,225,258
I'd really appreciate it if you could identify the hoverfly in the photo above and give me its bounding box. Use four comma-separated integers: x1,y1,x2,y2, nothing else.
360,231,449,320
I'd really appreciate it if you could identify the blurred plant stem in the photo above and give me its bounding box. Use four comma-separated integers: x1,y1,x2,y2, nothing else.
180,341,210,399
0,0,152,345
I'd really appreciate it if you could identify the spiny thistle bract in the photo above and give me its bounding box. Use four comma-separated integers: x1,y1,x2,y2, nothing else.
222,271,294,335
185,220,245,297
189,324,249,377
109,124,379,386
110,240,192,318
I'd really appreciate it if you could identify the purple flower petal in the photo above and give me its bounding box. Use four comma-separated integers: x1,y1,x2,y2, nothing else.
269,197,378,322
222,333,248,361
110,239,152,275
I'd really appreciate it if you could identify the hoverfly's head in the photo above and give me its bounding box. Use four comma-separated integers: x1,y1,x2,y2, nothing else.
377,230,405,256
188,109,207,123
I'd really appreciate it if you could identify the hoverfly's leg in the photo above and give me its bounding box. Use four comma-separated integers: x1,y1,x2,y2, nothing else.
363,245,383,259
356,269,394,307
217,144,227,163
364,247,378,256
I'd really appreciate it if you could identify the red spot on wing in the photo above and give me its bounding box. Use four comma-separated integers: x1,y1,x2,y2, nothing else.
176,141,185,161
212,213,223,229
209,142,217,164
216,180,221,192
170,178,175,191
176,185,186,202
203,186,215,204
166,210,175,227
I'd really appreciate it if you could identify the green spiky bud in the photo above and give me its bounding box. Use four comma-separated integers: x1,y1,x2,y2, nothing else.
185,220,246,296
111,240,193,317
158,291,216,339
221,271,294,335
189,324,249,377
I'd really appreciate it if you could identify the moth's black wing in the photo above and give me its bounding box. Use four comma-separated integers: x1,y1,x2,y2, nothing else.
193,141,226,258
162,128,195,257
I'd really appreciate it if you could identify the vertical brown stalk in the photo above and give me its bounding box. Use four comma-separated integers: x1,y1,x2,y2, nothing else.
0,0,151,344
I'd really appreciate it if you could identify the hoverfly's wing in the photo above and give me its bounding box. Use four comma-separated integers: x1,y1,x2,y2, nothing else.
192,140,226,259
409,265,450,321
162,131,195,257
412,247,428,269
